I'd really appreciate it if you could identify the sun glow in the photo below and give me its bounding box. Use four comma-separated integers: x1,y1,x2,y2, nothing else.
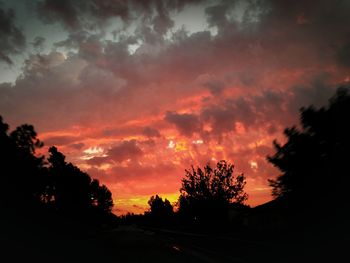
83,146,104,155
167,140,176,149
250,161,258,171
192,139,204,144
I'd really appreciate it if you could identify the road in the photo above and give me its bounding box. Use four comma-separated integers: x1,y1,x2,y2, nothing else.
91,225,292,263
3,223,249,262
2,222,334,262
100,225,243,262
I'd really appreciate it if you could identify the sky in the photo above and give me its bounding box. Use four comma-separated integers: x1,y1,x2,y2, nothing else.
1,0,350,215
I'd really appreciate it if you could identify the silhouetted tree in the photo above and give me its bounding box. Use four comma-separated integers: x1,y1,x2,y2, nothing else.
147,195,173,219
47,146,92,214
0,116,114,221
48,146,114,215
0,117,45,209
10,124,43,154
178,160,248,221
90,179,114,214
268,87,350,209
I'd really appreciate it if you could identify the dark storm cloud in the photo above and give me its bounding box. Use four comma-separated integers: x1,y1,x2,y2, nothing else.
88,0,129,21
0,50,128,130
0,5,25,65
0,82,12,89
337,42,350,68
88,140,143,166
205,2,229,29
152,0,174,35
31,36,46,51
36,0,204,35
142,127,161,138
202,0,350,70
54,31,90,49
202,84,336,136
166,81,334,140
288,81,335,113
3,0,348,134
107,140,143,162
37,0,82,29
165,111,201,137
202,91,281,134
202,78,225,95
201,102,237,135
261,0,350,67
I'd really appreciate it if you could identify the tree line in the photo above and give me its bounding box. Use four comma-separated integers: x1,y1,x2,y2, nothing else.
0,118,113,222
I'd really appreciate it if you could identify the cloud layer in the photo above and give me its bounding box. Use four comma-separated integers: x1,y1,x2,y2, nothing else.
0,4,25,64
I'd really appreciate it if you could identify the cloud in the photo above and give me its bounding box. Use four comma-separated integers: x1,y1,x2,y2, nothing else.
0,50,128,130
109,162,178,184
8,0,345,134
69,142,85,150
165,111,201,137
86,166,112,183
337,42,350,68
164,82,335,142
142,127,161,138
88,140,143,166
152,0,175,35
37,0,82,30
201,101,238,135
86,156,109,167
108,140,143,162
289,82,335,113
43,135,80,147
0,6,25,65
35,0,198,36
31,36,46,51
201,77,225,95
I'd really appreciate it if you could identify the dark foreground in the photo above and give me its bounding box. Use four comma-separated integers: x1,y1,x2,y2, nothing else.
0,215,348,263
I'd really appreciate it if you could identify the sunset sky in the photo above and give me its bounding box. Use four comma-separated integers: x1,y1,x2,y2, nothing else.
1,0,350,215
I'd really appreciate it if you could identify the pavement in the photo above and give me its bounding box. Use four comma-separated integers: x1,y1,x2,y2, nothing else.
1,222,341,262
93,225,292,263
